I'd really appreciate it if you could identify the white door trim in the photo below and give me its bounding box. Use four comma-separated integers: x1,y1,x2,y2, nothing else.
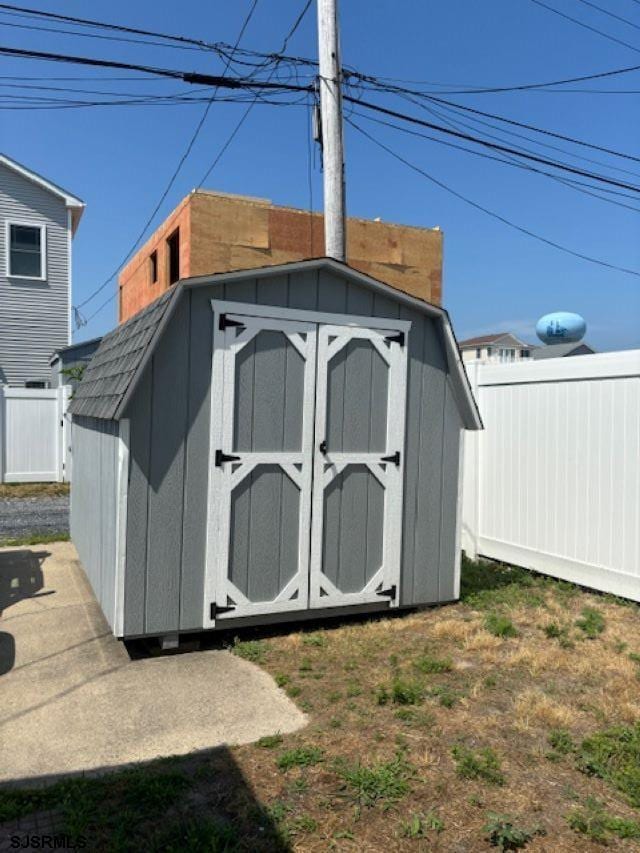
114,418,130,637
309,322,409,610
209,299,412,336
203,300,411,627
203,304,317,626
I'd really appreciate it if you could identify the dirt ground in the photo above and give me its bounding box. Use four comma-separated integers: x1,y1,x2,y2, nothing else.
2,557,640,851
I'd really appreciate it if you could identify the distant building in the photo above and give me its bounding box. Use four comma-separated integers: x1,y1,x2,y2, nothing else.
458,333,535,364
0,153,84,386
531,341,595,360
118,190,444,323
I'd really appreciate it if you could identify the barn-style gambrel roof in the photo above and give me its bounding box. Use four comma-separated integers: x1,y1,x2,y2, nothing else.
70,258,482,429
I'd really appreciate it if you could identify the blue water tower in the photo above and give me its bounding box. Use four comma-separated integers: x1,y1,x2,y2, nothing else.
536,312,586,345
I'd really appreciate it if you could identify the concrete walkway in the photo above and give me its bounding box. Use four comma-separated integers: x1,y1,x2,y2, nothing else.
0,542,306,785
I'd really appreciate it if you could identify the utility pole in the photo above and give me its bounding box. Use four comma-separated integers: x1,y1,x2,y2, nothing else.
317,0,346,262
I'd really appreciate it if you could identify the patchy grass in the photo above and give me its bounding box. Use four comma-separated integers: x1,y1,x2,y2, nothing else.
484,813,544,850
575,607,606,639
335,751,415,809
485,613,519,638
567,796,640,844
231,638,269,663
276,746,324,771
0,531,70,548
4,556,640,850
578,722,640,807
452,745,505,786
0,482,69,499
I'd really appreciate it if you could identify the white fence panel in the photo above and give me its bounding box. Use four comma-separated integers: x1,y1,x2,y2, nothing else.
463,351,640,600
0,386,70,483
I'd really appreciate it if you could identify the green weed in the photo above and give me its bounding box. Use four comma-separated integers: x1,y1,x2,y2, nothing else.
575,607,605,639
548,729,575,756
413,653,453,674
302,632,327,647
578,722,640,806
452,745,505,786
274,673,289,688
276,746,324,771
335,751,414,809
567,796,640,843
232,639,268,662
485,613,518,639
399,811,444,838
256,734,283,749
484,813,543,850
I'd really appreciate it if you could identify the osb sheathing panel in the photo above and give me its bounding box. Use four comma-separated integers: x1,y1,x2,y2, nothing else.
119,191,443,323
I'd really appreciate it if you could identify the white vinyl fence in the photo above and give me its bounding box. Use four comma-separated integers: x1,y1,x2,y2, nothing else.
463,350,640,600
0,385,71,483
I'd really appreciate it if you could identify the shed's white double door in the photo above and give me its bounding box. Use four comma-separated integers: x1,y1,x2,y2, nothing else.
205,302,409,625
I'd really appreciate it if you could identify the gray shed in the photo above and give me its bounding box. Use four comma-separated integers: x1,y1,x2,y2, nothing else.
69,258,481,643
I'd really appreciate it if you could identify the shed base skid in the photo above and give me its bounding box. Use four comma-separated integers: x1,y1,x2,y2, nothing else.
118,599,419,642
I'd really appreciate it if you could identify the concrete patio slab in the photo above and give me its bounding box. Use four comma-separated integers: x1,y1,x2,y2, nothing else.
0,542,306,785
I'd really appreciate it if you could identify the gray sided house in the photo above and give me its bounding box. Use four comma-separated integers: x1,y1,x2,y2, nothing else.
0,153,84,386
69,259,481,643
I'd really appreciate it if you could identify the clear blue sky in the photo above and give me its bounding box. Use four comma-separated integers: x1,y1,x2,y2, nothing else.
3,0,639,350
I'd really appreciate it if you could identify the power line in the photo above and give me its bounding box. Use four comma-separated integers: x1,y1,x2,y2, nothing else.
196,0,312,188
76,0,262,317
528,0,640,54
419,94,640,164
574,0,640,33
347,117,640,278
348,60,640,95
353,108,640,213
342,93,640,193
81,0,313,327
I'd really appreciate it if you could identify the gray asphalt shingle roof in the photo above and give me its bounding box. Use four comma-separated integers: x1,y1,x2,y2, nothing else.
68,288,175,419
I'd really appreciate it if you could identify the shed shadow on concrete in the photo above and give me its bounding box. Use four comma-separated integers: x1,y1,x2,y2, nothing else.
0,549,53,675
0,744,291,852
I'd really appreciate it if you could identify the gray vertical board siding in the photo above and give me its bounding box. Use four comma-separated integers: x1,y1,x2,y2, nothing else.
70,416,118,631
121,269,461,637
234,331,304,452
323,464,384,593
123,365,152,635
326,340,388,452
438,380,463,601
144,297,190,635
230,465,299,601
0,163,70,386
179,285,220,630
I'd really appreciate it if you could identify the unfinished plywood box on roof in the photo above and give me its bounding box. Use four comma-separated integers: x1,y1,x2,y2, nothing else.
71,259,480,642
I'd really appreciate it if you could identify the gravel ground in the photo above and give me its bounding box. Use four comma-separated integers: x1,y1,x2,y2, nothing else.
0,494,69,540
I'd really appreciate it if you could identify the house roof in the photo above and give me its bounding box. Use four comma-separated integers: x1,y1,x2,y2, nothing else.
531,342,595,359
68,288,175,419
0,153,85,233
70,258,482,430
458,332,531,349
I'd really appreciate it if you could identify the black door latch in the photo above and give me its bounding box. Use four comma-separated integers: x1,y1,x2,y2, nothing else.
319,439,328,455
381,451,401,467
215,449,241,467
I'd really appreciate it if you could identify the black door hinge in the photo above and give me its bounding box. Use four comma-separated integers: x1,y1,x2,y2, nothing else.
381,451,401,467
219,314,245,332
215,449,241,467
319,439,328,455
376,585,397,601
385,331,405,347
210,602,236,619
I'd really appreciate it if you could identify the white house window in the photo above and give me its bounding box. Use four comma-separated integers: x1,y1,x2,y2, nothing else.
7,222,46,279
